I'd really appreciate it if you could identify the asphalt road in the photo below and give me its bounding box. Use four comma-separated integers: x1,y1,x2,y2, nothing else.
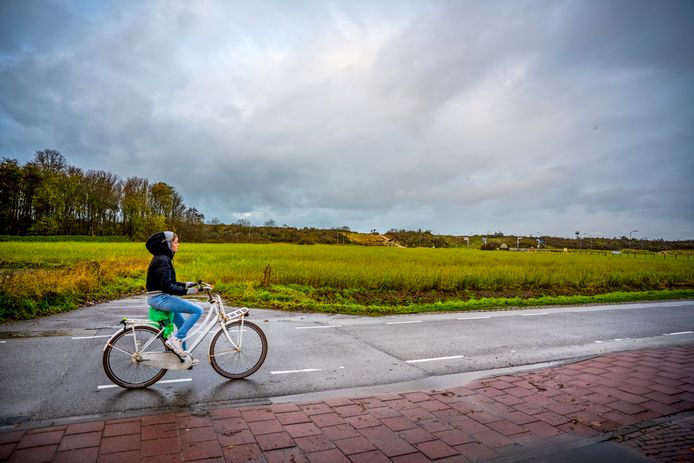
1,297,693,428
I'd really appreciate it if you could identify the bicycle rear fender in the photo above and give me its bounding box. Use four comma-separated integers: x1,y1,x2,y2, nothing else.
101,318,160,352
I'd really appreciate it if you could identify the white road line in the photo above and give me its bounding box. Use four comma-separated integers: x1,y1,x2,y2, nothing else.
521,312,549,317
0,340,5,344
457,316,491,320
295,325,342,330
406,355,464,364
663,331,694,336
271,366,345,375
72,335,112,340
594,338,630,343
386,321,422,325
97,378,192,390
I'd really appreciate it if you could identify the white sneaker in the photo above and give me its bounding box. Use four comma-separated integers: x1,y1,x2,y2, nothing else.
165,337,185,356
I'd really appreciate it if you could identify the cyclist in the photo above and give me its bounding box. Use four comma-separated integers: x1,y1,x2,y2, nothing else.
145,231,203,359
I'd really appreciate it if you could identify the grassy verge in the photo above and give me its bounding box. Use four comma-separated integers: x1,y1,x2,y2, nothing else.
1,242,693,321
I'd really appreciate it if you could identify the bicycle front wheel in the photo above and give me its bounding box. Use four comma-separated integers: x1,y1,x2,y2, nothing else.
102,325,167,389
209,320,268,379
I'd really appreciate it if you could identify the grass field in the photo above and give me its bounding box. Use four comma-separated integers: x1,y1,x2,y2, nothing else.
1,242,693,320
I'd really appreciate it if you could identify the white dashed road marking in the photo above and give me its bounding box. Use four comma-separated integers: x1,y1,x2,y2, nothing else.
271,366,345,375
406,355,464,364
97,378,192,390
295,325,342,330
72,335,112,340
663,331,693,336
386,321,422,325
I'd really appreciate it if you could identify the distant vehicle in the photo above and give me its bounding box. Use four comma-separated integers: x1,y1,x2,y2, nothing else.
611,251,621,255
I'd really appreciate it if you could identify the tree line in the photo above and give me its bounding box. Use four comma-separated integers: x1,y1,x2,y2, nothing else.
0,150,205,240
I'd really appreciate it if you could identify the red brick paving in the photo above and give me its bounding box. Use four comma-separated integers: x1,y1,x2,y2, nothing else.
1,344,692,462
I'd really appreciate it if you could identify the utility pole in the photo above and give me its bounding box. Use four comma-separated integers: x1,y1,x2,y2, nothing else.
629,229,638,250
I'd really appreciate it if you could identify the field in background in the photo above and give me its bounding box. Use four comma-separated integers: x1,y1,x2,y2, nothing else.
1,242,693,320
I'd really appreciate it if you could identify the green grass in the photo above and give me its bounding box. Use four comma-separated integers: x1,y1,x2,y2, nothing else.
1,242,693,320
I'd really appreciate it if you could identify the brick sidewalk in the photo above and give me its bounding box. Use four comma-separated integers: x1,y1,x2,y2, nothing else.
1,344,693,462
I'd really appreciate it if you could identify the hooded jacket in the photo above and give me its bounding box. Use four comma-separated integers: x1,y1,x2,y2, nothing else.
145,232,187,295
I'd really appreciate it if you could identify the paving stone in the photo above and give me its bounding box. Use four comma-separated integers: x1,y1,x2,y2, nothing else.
99,434,140,454
416,440,459,460
265,446,308,463
180,425,217,444
141,413,177,425
454,441,497,460
213,416,249,432
103,421,140,438
64,421,105,435
242,409,276,423
8,444,57,463
333,405,365,417
334,436,375,455
276,411,311,425
255,431,295,451
270,403,301,414
470,429,516,448
433,429,475,446
248,418,284,436
140,436,180,457
95,449,139,463
218,429,256,446
321,424,361,441
502,410,539,425
348,449,392,463
0,431,25,445
305,447,349,463
398,427,436,445
224,443,267,463
294,434,336,453
346,414,381,430
52,446,99,463
371,436,417,457
367,406,403,419
311,412,345,427
301,403,333,416
523,420,563,438
142,422,178,440
323,398,355,407
403,392,434,403
284,422,322,438
380,416,417,432
208,407,242,419
57,431,102,451
486,419,527,436
176,415,212,429
391,452,439,462
181,439,223,460
16,430,63,449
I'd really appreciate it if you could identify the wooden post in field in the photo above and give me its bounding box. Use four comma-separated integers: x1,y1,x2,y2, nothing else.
263,264,272,288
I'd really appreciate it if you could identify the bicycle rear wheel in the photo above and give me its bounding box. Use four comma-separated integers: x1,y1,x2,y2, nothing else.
209,320,267,379
102,325,167,389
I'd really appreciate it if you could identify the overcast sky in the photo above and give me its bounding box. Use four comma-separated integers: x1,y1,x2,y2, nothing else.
1,1,692,239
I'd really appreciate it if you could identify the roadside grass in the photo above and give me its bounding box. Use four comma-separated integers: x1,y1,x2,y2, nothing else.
1,242,693,320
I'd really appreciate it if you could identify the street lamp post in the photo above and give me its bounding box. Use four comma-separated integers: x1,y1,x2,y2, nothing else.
629,229,638,250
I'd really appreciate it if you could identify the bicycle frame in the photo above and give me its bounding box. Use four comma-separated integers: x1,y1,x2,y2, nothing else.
103,291,249,359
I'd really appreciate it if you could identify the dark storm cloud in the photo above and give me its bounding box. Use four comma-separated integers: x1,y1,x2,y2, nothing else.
0,0,692,238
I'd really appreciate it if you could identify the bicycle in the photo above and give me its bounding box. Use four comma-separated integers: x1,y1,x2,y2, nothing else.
102,282,268,389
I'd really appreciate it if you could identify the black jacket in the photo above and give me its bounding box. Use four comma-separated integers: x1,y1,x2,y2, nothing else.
145,232,187,295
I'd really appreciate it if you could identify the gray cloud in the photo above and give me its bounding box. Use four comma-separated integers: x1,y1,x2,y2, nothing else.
1,0,692,239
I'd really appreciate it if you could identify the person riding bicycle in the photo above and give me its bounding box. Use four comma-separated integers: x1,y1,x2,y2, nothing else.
145,231,203,358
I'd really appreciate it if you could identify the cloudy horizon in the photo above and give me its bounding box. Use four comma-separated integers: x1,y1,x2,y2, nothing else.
1,0,693,240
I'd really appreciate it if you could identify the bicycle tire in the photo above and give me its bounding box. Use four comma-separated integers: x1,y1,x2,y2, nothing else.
209,320,268,379
102,325,167,389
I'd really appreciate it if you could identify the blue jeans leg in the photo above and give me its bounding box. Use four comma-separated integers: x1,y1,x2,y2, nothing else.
148,294,203,342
